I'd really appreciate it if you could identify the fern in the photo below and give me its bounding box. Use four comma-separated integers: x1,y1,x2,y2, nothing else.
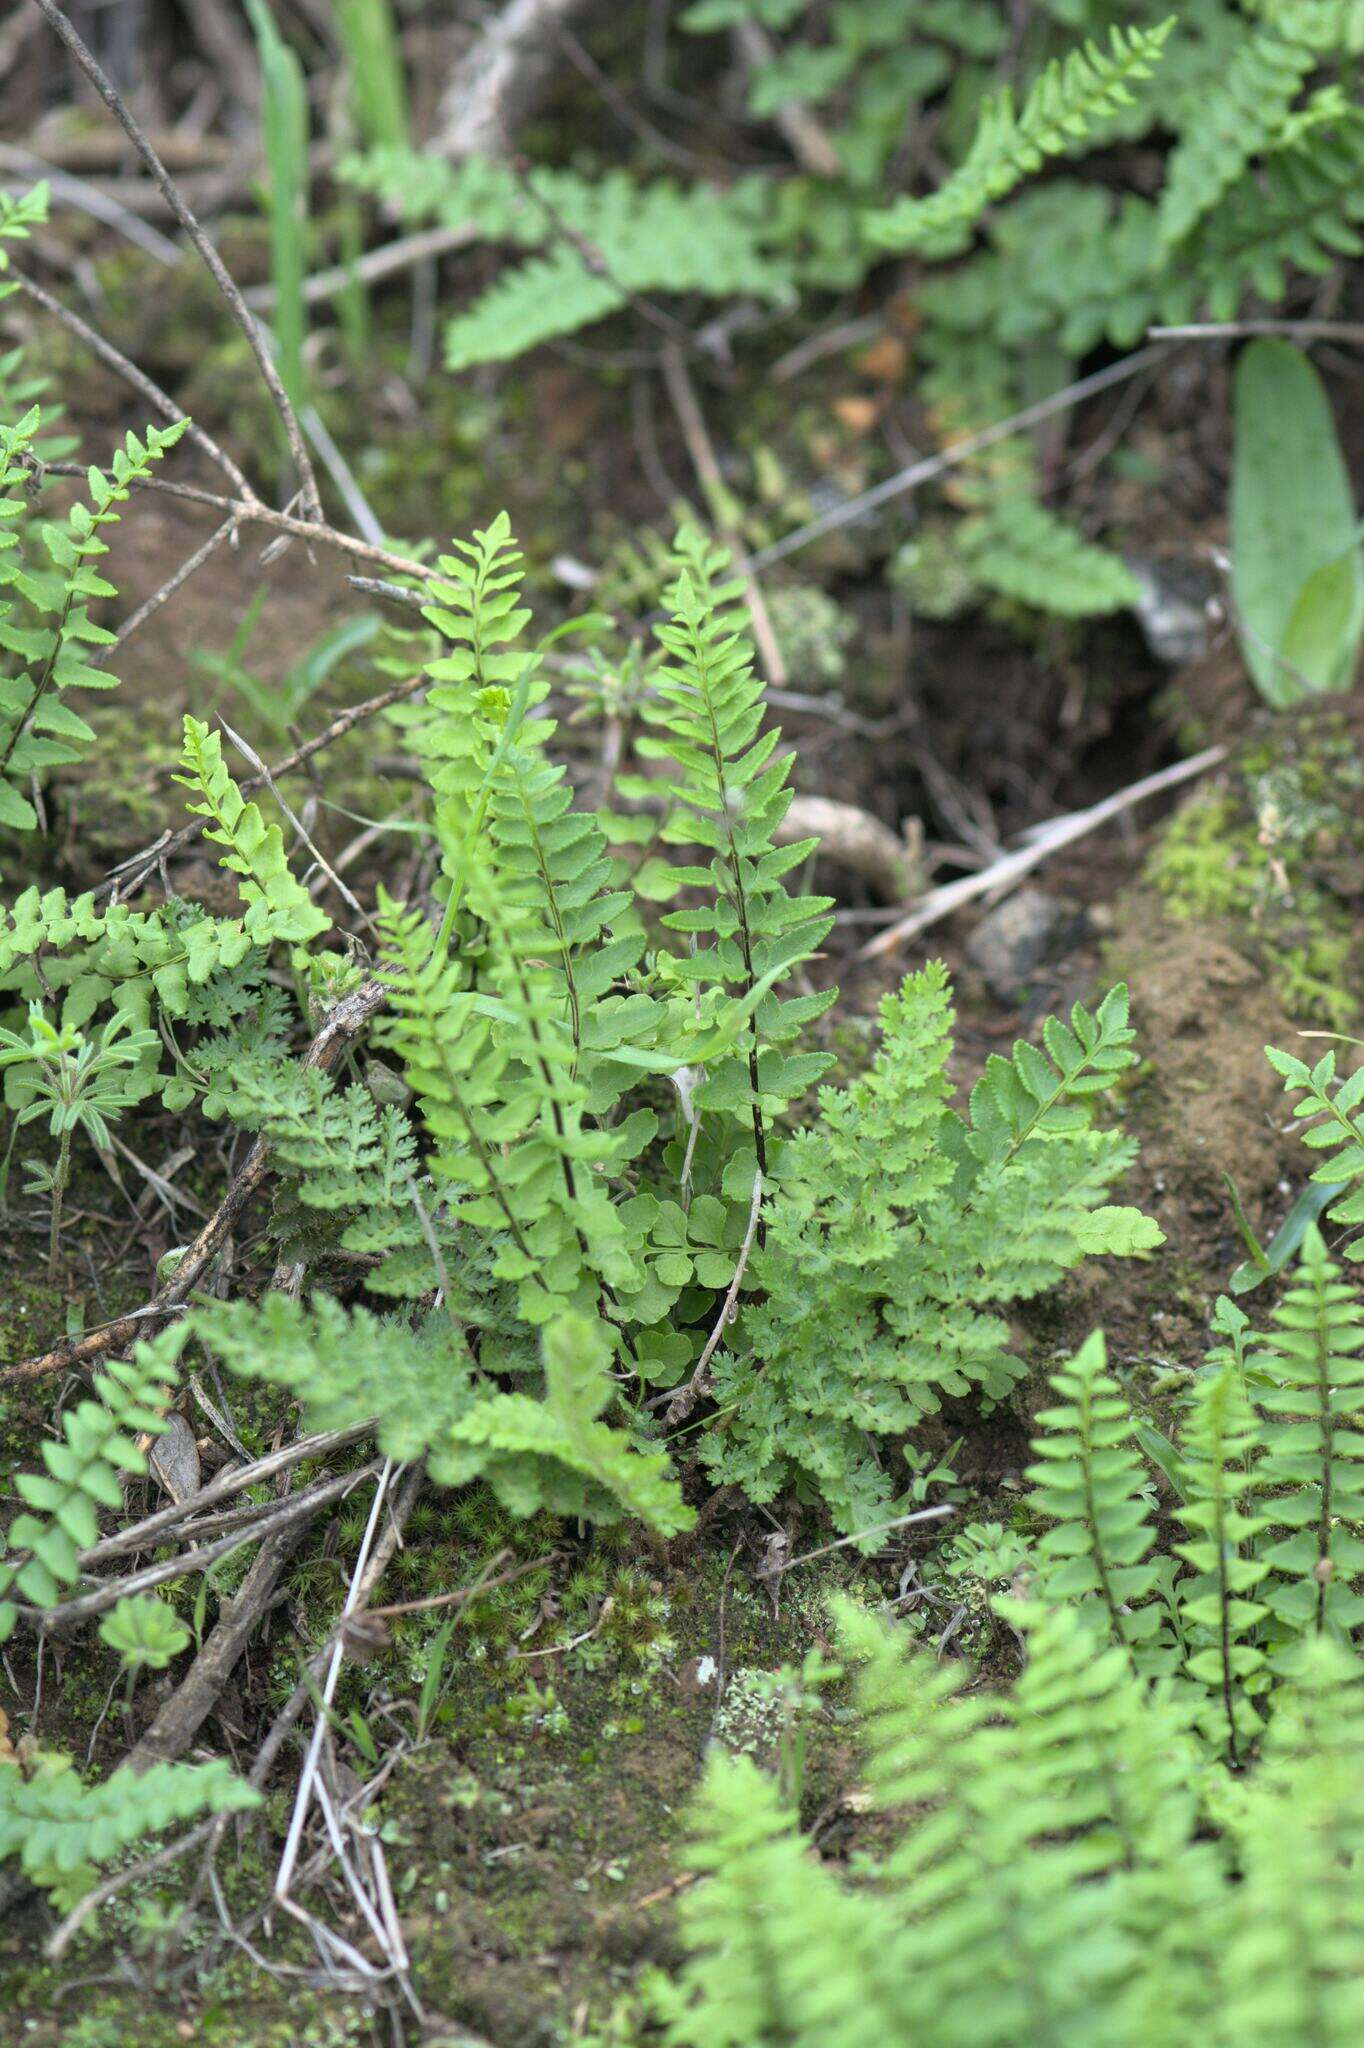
0,1755,257,1905
959,499,1141,616
1027,1330,1163,1656
0,1322,257,1902
1264,1042,1364,1255
1171,1361,1269,1761
1251,1225,1364,1637
0,1326,188,1638
343,152,799,369
1157,23,1318,247
173,716,330,945
0,407,187,839
707,970,1157,1532
1218,1637,1364,2046
641,530,835,1193
868,20,1174,252
193,1297,689,1532
441,1310,693,1532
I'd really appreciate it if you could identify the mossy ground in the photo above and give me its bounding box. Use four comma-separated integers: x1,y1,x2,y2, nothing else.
3,158,1362,2048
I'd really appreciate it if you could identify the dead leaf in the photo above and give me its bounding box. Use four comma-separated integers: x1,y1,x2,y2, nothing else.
832,395,880,435
149,1412,201,1505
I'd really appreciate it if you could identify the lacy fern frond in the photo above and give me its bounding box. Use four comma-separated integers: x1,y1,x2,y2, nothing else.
190,1294,481,1473
958,499,1141,617
341,152,798,369
705,969,1156,1532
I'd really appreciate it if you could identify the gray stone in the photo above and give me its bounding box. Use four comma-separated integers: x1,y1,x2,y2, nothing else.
966,888,1086,999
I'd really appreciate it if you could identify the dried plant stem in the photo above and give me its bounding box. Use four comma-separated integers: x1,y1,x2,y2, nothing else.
31,0,322,517
9,267,254,497
34,460,434,583
660,342,788,688
663,1167,763,1429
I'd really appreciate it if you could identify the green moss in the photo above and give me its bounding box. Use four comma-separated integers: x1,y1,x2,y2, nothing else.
1146,728,1364,1026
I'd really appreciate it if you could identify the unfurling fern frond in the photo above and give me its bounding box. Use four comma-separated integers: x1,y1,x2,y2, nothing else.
1251,1226,1364,1636
869,20,1174,252
0,1325,188,1639
174,716,330,945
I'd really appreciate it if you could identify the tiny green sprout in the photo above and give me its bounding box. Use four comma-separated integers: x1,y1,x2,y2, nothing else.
0,1004,157,1278
99,1594,191,1678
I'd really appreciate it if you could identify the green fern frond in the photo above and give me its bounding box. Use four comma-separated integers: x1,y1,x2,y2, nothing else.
173,716,330,945
0,1325,188,1638
0,404,187,835
959,500,1141,617
1251,1226,1364,1636
1157,25,1317,248
1173,1362,1270,1762
708,972,1155,1533
1264,1043,1364,1254
641,531,835,1179
1027,1331,1163,1655
0,1754,258,1902
869,20,1174,252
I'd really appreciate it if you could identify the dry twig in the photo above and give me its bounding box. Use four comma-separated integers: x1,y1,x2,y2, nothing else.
859,746,1227,960
32,0,321,517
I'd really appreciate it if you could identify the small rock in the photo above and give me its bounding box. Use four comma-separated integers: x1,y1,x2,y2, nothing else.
966,888,1086,1000
1124,555,1219,666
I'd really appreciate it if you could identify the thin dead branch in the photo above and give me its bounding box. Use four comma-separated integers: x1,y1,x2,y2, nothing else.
433,0,608,161
859,746,1227,960
101,669,430,897
31,0,322,516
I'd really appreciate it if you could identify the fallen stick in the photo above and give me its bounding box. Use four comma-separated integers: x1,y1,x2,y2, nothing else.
752,344,1179,570
858,745,1227,961
432,0,607,160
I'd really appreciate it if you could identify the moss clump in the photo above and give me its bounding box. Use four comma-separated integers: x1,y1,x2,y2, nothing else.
1146,727,1364,1026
